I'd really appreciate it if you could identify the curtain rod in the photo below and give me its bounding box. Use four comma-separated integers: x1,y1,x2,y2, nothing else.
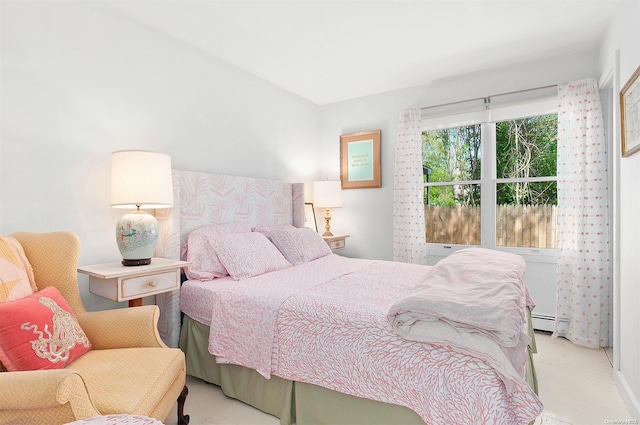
420,84,558,112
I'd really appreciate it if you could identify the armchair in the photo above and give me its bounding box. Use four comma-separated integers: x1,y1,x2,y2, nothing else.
0,232,189,425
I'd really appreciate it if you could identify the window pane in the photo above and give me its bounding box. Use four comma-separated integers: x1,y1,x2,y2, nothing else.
424,185,481,245
422,125,481,183
422,125,481,245
496,182,557,249
495,114,558,249
496,114,557,179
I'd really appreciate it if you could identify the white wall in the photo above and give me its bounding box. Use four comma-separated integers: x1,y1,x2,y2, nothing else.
600,0,640,418
0,1,320,311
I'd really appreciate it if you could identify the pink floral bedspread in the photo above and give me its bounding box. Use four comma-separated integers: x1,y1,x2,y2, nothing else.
208,254,365,377
206,254,543,424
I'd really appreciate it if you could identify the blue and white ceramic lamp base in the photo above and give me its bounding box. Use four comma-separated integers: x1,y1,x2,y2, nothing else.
115,209,159,266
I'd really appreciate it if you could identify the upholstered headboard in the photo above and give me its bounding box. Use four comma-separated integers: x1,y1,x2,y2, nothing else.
154,169,305,346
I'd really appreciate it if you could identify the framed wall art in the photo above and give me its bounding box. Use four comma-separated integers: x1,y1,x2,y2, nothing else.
621,65,640,157
340,130,381,189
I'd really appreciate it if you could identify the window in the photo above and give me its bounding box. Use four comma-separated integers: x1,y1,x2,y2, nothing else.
422,94,557,250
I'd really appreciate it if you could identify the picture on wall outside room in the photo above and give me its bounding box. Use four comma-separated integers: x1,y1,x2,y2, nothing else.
340,130,381,189
621,64,640,157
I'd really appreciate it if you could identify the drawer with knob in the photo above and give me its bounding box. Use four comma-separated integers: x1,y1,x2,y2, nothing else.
121,271,178,299
322,234,349,251
78,258,190,307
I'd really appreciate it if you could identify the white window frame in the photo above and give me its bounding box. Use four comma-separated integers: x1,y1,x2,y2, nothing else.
422,93,559,260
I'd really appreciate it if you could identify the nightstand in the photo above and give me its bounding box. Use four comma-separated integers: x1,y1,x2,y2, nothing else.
322,234,349,251
78,258,190,307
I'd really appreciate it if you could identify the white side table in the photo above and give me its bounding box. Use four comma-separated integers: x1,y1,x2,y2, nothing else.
322,234,349,251
78,258,190,307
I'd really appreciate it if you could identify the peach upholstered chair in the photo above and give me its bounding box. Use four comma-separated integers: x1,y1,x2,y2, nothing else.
0,232,189,425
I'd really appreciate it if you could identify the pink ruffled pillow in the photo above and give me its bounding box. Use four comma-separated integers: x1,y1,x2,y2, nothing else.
0,286,92,371
267,227,332,265
185,222,251,281
216,232,292,280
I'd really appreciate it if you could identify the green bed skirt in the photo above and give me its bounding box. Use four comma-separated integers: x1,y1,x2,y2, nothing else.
179,311,539,425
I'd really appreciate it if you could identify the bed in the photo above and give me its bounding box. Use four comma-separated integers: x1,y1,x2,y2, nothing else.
154,169,543,425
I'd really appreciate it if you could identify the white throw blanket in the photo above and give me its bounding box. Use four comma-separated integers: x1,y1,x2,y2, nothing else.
387,248,533,390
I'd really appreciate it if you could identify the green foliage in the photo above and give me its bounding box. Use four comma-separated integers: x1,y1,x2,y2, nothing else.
495,114,557,205
422,125,481,206
422,114,557,207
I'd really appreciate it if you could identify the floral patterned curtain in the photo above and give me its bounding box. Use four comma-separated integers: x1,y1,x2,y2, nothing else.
392,108,426,263
554,78,611,348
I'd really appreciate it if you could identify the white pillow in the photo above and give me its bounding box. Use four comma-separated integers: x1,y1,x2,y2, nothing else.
185,222,251,281
216,232,292,280
267,227,332,265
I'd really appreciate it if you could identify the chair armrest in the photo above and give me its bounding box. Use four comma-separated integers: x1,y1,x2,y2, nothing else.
76,305,167,349
0,369,99,417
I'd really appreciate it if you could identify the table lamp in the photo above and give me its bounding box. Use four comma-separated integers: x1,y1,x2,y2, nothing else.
110,150,173,266
313,180,343,237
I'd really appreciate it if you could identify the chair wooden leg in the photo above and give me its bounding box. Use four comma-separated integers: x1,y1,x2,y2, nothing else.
177,385,189,425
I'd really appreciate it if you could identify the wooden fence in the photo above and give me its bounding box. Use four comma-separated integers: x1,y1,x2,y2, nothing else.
424,204,557,248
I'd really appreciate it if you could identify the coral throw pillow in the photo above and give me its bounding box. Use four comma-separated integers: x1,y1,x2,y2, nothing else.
0,286,92,371
0,236,37,302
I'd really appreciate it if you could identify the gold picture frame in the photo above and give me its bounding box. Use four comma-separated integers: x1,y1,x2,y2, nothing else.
340,130,381,189
621,65,640,157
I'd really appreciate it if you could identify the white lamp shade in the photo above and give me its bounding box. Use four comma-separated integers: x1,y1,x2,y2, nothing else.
313,180,343,208
110,150,174,209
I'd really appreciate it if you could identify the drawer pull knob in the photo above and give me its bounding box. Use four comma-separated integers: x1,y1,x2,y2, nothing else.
148,280,158,287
